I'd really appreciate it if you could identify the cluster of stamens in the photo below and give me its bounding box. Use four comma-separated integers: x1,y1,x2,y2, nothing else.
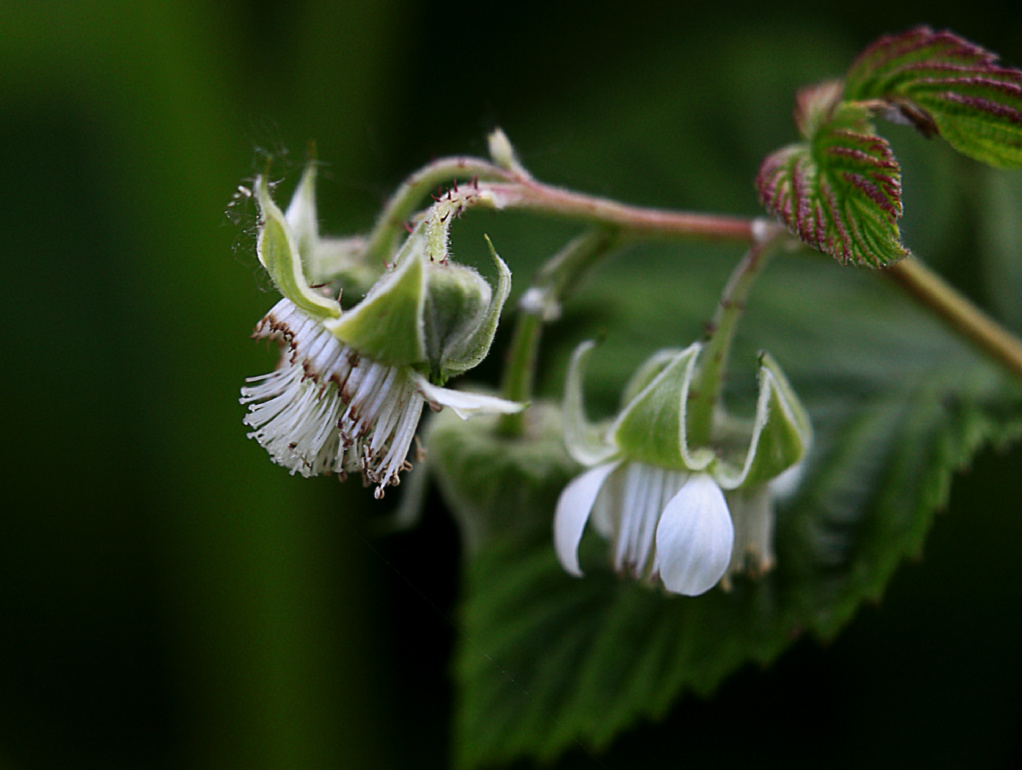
241,298,428,497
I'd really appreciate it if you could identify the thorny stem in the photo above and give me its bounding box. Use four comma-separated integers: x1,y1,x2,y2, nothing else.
497,228,622,437
687,232,783,446
886,257,1022,382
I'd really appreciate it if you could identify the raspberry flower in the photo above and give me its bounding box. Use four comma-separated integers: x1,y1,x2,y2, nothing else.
554,341,811,595
240,170,523,497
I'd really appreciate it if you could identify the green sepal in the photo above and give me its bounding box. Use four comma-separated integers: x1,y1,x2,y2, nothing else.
611,343,714,471
439,236,512,380
284,161,320,273
422,264,489,380
618,348,683,404
310,236,381,297
715,352,812,490
254,175,340,319
323,231,427,366
562,341,619,467
283,161,382,293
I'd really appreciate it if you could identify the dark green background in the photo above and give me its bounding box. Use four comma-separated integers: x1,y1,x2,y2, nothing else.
2,2,1021,768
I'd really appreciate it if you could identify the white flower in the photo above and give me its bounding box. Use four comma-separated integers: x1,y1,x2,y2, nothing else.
242,298,518,497
240,169,523,497
553,340,811,595
555,462,733,596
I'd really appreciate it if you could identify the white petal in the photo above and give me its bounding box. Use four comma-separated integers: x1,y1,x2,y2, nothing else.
554,462,619,577
411,374,526,419
770,462,804,501
654,474,733,596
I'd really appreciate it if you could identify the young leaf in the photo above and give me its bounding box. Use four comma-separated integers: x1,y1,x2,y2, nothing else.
844,26,1022,168
757,96,907,267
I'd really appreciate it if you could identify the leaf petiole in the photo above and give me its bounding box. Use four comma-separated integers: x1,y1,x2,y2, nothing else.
885,257,1022,382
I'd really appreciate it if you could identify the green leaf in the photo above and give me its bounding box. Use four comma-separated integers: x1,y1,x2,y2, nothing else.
449,251,1022,769
756,99,908,267
844,26,1022,168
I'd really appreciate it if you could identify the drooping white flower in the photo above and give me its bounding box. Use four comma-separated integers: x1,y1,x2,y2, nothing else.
553,341,811,595
240,170,522,497
555,462,733,596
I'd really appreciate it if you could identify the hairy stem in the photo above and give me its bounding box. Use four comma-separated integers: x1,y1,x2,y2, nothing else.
363,157,515,259
886,257,1022,382
483,180,761,242
687,235,783,445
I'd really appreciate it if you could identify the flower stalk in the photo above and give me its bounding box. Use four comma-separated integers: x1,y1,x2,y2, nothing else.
362,156,517,259
885,257,1022,382
687,227,785,446
497,227,622,436
366,150,1022,389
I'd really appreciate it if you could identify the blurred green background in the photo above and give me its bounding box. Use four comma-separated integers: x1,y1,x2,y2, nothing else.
3,2,1022,768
